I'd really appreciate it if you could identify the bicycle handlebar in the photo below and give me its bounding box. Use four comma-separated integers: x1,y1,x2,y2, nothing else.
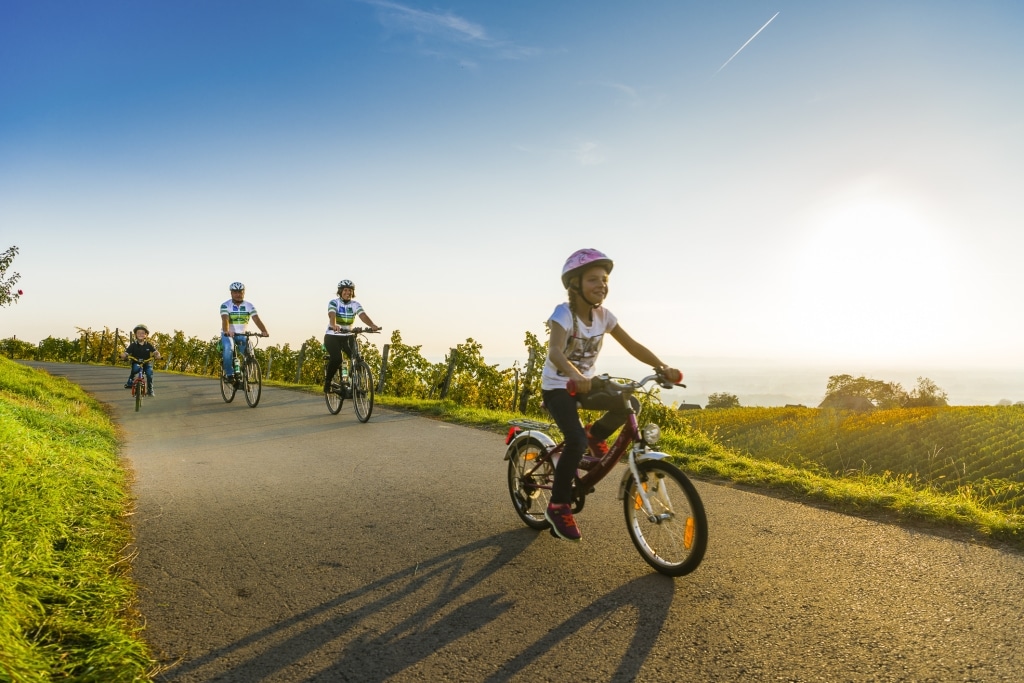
335,327,381,335
567,370,686,397
125,355,153,365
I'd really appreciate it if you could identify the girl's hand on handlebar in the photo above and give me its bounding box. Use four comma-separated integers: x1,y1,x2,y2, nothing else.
656,366,684,386
566,374,591,396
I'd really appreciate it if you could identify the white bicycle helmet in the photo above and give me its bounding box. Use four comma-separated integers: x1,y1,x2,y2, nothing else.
561,249,613,289
337,279,355,296
229,282,245,291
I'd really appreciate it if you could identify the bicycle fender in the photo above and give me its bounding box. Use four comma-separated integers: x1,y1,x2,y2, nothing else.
503,429,557,461
616,451,673,500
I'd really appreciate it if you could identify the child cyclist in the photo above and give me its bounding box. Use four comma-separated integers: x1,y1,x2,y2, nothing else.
120,324,162,396
324,279,381,394
541,249,682,541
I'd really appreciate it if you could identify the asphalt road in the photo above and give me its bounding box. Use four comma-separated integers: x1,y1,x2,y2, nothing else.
26,362,1024,682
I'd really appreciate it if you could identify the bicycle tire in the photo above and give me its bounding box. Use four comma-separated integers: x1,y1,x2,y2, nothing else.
135,381,143,412
220,368,237,403
243,354,262,408
623,460,708,577
507,439,555,530
352,361,374,422
325,379,344,414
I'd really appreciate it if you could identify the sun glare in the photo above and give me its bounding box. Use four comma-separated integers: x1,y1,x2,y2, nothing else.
785,188,955,362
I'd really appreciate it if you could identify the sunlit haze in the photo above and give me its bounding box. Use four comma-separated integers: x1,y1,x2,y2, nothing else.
3,1,1022,403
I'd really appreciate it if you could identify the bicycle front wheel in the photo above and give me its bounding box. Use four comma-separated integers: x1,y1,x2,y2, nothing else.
352,361,374,423
623,460,708,577
135,382,143,412
325,379,344,415
220,369,237,403
243,355,262,408
507,439,554,530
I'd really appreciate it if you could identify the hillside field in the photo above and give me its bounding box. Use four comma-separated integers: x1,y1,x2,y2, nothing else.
670,405,1024,514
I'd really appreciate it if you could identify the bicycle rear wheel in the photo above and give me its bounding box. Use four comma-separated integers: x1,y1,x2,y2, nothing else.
134,381,143,412
352,361,374,423
507,439,555,530
623,460,708,577
325,373,344,414
243,354,262,408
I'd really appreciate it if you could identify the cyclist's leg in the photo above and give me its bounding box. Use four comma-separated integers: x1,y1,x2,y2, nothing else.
541,389,587,505
324,334,343,391
221,333,235,376
144,362,154,393
580,392,639,441
340,335,356,382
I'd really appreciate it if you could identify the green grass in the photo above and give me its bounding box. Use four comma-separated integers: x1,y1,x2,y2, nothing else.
0,357,154,682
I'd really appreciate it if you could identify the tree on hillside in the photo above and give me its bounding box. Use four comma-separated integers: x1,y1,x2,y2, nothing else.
820,373,949,410
821,374,906,410
706,392,741,409
1,246,23,307
905,376,949,407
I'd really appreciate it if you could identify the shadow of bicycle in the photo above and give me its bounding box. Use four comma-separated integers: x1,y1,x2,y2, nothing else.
156,529,675,682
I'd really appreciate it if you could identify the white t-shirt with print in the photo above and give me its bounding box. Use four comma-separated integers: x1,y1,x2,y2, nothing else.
540,303,618,391
220,299,258,335
325,298,365,335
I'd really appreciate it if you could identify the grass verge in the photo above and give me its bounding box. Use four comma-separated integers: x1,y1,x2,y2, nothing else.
0,357,154,682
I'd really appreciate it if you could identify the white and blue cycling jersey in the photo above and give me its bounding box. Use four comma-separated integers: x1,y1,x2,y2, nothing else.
220,299,258,335
326,298,364,335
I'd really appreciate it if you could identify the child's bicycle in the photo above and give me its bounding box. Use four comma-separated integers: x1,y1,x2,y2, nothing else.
125,355,152,412
324,327,378,422
504,371,708,576
220,332,263,408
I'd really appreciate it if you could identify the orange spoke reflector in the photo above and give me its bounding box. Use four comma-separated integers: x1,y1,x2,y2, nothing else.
684,517,695,549
633,494,642,510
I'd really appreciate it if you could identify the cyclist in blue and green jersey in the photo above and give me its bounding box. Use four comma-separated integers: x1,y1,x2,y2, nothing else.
220,282,269,383
324,279,380,393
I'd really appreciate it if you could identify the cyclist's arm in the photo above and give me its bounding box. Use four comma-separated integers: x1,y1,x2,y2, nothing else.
548,322,589,393
221,313,232,336
252,313,269,337
609,325,678,377
357,312,380,331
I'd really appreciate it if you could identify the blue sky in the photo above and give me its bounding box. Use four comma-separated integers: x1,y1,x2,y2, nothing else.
2,0,1022,374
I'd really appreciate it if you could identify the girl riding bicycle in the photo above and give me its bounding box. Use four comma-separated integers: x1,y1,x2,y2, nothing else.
541,248,682,541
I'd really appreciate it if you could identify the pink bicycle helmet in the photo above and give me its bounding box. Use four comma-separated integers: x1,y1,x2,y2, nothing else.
561,249,614,289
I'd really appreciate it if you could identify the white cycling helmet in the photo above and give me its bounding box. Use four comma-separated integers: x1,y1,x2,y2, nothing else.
561,249,613,289
337,279,355,298
229,282,245,291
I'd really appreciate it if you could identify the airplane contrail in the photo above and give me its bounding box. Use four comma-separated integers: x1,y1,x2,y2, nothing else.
716,11,780,74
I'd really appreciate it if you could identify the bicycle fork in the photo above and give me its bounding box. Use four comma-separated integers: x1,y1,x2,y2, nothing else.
623,453,675,524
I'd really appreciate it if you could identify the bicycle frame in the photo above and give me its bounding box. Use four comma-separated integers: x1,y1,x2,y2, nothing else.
504,375,675,513
126,355,152,411
228,331,261,364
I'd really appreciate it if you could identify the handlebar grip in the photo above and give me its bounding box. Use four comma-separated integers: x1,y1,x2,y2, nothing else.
566,380,577,397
